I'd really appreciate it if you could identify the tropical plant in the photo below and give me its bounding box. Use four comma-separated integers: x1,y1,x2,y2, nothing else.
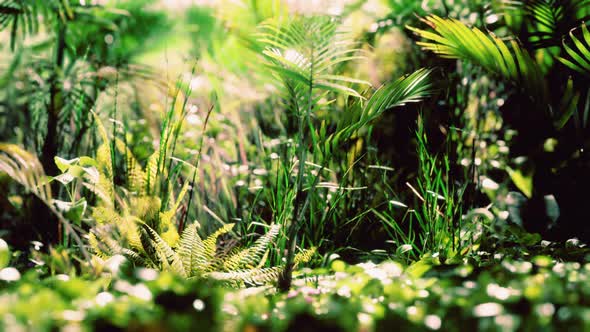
0,143,90,261
0,0,172,246
409,13,590,240
497,0,590,49
559,22,590,76
91,220,314,285
250,15,435,290
407,15,547,100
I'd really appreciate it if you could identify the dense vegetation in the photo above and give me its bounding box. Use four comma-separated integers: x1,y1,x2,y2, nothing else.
1,0,590,331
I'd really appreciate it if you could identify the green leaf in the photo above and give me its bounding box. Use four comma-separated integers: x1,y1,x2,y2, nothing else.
54,156,80,173
406,259,432,279
0,239,10,269
408,15,546,99
507,167,533,198
54,199,87,225
558,23,590,75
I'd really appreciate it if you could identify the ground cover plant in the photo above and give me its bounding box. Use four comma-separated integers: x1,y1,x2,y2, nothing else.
1,0,590,331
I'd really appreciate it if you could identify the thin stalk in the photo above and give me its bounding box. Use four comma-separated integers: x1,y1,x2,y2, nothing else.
38,20,66,244
183,102,215,231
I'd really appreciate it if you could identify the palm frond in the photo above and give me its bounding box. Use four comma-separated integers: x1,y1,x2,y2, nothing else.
258,16,370,102
0,143,92,263
500,0,590,48
558,23,590,75
362,68,434,123
407,15,547,99
0,0,57,50
326,68,434,153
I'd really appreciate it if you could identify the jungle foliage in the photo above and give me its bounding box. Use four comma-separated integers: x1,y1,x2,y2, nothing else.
1,0,590,331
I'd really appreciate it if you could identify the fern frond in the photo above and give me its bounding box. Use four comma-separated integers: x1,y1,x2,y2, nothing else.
91,206,123,225
202,223,235,263
138,223,186,277
206,266,283,286
223,224,280,271
93,116,115,204
158,179,190,246
177,223,207,277
88,232,112,259
145,151,160,194
294,247,316,265
113,138,146,195
88,226,143,264
408,15,547,99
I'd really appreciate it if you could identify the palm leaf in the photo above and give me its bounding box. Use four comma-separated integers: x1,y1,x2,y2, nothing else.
326,68,434,154
0,143,92,263
558,23,590,75
0,0,55,50
362,68,434,122
407,15,547,100
258,16,370,102
499,0,590,48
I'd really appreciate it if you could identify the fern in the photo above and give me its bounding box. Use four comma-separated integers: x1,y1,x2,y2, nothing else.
201,223,235,263
294,247,317,265
177,223,207,277
206,247,316,286
206,267,283,286
223,224,280,271
96,219,313,286
138,223,186,277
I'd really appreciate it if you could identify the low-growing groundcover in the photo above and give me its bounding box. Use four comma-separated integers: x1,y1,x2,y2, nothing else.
3,245,590,331
2,0,590,331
